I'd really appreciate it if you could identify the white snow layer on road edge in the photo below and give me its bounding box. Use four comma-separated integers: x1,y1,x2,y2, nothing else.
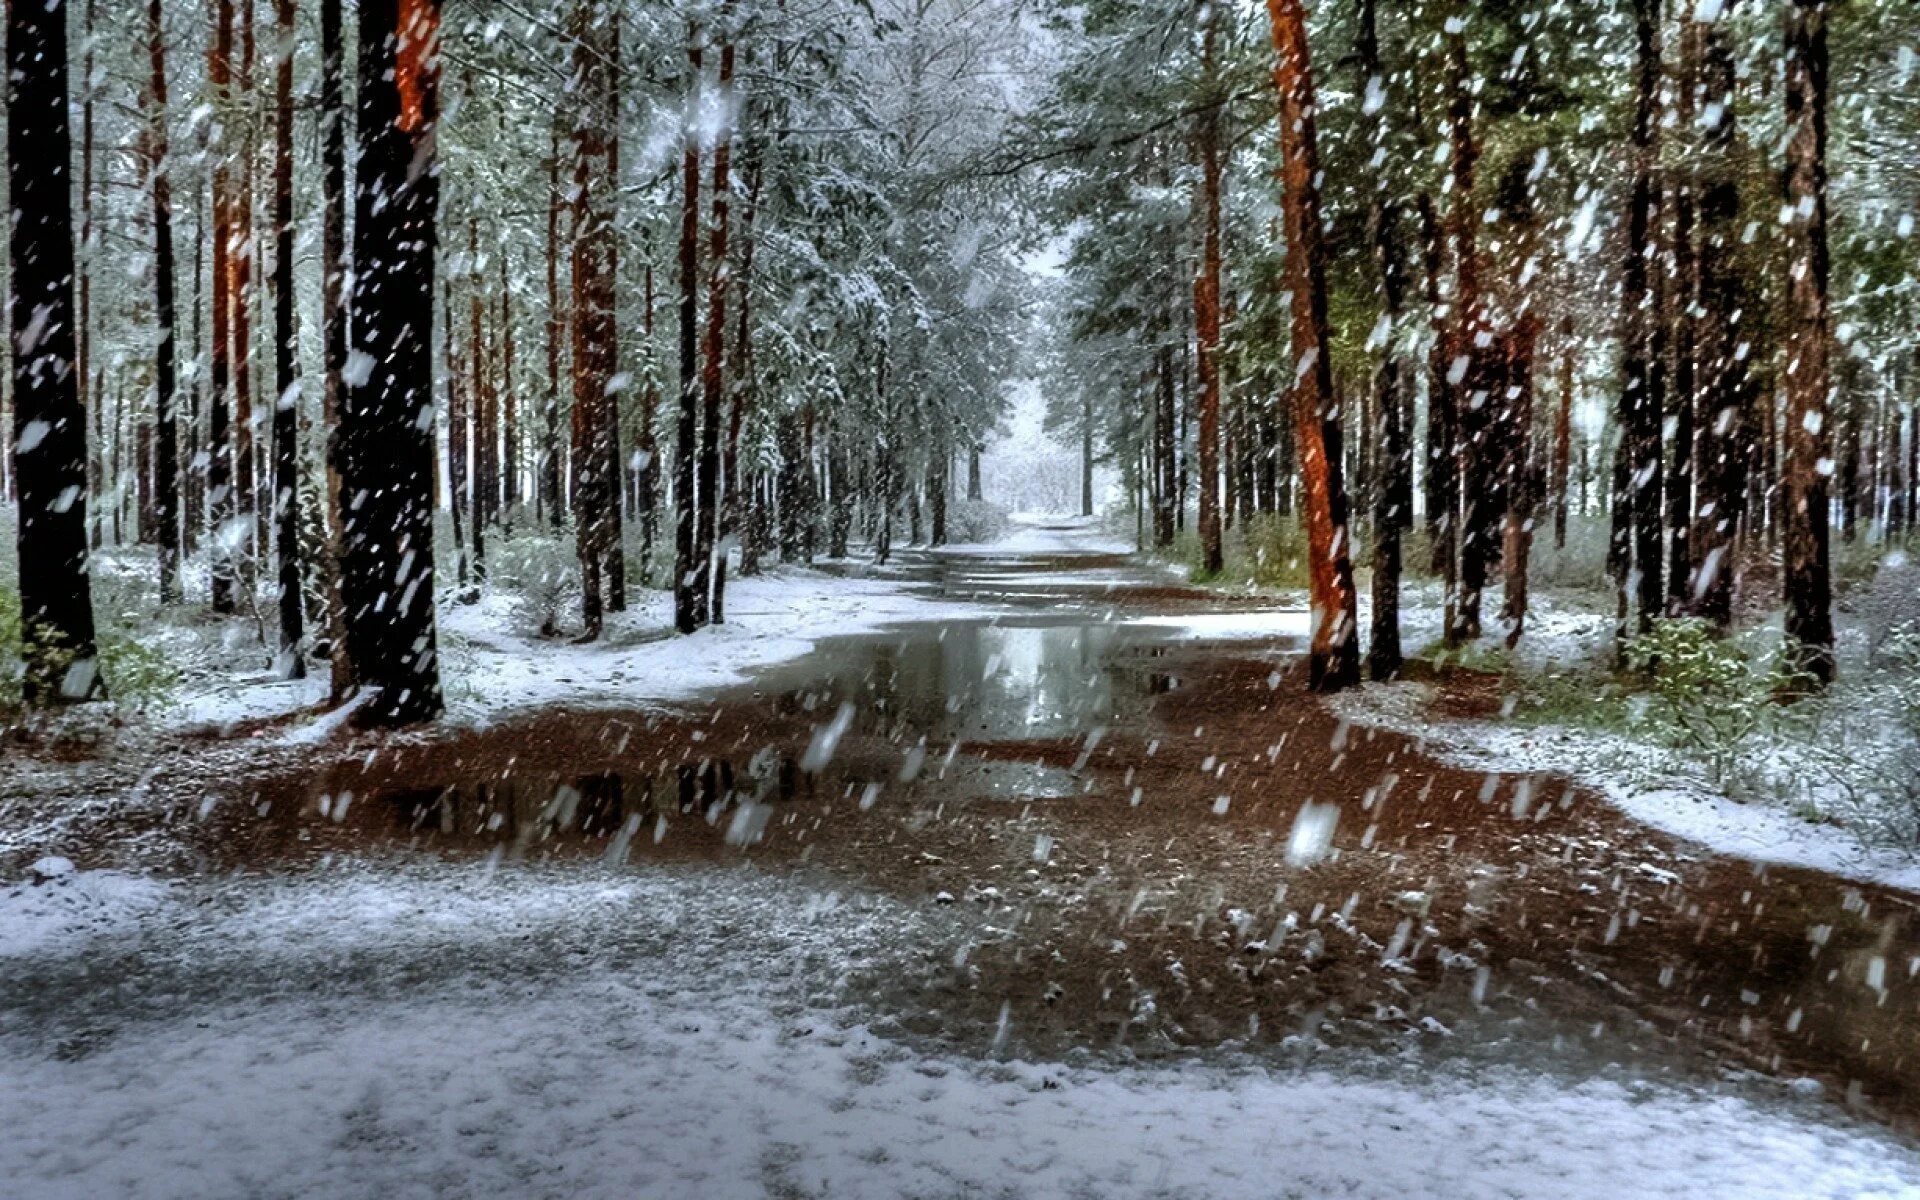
435,568,995,725
1329,681,1920,894
0,867,170,958
3,864,1915,1200
1,974,1913,1200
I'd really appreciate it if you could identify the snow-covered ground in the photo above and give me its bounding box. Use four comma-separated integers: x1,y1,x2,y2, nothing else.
9,517,1920,1196
1329,678,1920,894
5,861,1916,1200
436,566,998,727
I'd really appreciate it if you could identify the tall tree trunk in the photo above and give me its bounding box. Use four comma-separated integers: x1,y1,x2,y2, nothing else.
79,0,97,550
1193,2,1225,577
339,0,445,725
673,27,704,633
319,0,354,699
603,17,626,613
8,0,106,702
1688,0,1744,625
543,116,567,530
570,0,620,640
1080,392,1094,517
1154,336,1176,547
638,262,660,561
271,0,304,677
1552,313,1574,549
209,0,238,614
236,0,260,583
501,277,519,525
703,37,735,623
730,146,763,576
1358,0,1407,680
467,218,489,581
1667,17,1701,608
186,187,204,557
445,281,468,588
967,444,983,501
148,0,183,605
1417,193,1456,609
1444,30,1494,644
1265,0,1360,691
1781,0,1834,686
1617,0,1667,640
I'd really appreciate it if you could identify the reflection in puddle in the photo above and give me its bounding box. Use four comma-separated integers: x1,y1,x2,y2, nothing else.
342,619,1279,853
764,621,1207,744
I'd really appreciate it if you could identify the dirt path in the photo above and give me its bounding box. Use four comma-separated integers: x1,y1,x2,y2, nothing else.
7,518,1920,1133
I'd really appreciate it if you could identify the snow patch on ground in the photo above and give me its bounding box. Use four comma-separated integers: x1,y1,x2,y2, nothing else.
1329,681,1920,894
2,862,1914,1200
5,986,1912,1200
438,566,997,724
0,867,170,958
1125,609,1311,640
941,514,1133,557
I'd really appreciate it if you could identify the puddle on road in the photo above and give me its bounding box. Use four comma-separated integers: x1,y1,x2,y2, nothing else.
335,619,1208,851
182,592,1920,1126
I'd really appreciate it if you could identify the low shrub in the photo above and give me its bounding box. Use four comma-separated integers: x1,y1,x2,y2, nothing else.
494,533,579,637
946,499,1010,545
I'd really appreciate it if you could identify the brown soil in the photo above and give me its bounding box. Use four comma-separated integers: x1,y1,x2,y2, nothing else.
17,632,1920,1130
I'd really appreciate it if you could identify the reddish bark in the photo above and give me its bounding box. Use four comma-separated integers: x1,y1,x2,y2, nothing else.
1264,0,1360,691
1781,0,1834,686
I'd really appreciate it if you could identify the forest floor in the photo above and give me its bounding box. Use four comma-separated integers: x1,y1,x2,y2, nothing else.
4,515,1920,1198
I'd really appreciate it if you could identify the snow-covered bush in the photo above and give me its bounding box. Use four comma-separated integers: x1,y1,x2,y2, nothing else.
1524,513,1613,592
1172,513,1309,589
494,533,579,638
1622,618,1771,784
946,499,1010,545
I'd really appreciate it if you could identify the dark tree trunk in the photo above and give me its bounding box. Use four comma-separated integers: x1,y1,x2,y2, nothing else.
603,18,627,613
1667,18,1700,608
236,0,260,580
501,277,519,524
731,146,763,576
1417,194,1457,606
673,27,704,633
1153,336,1176,547
8,0,106,702
1081,393,1094,517
271,0,305,677
467,219,489,581
1617,0,1666,640
445,284,468,588
703,39,735,624
1552,314,1574,549
339,0,445,725
570,0,620,640
209,0,238,614
1265,0,1360,691
543,117,567,530
1193,5,1225,576
79,0,96,551
1781,0,1834,686
148,0,183,605
967,444,983,502
637,263,660,561
1689,0,1744,626
1358,0,1407,681
1443,32,1494,645
319,0,354,700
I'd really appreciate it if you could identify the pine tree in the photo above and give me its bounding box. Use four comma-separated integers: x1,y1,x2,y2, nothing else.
1781,0,1835,687
338,0,445,725
8,0,106,702
1264,0,1359,691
